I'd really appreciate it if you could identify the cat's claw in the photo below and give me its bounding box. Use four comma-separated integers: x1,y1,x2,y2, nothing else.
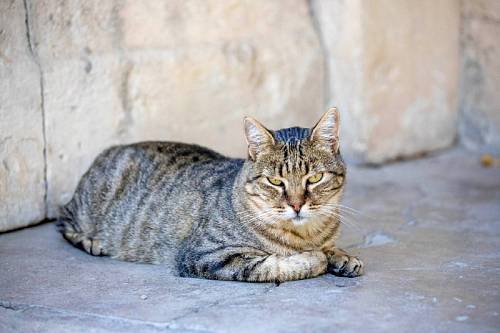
328,253,364,278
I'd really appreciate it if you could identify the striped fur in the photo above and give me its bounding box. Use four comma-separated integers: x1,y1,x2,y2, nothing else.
58,108,364,282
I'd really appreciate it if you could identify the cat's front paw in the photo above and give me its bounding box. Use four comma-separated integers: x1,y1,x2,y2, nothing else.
327,251,364,278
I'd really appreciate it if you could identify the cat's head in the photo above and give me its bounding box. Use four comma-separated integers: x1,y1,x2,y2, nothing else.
242,108,346,225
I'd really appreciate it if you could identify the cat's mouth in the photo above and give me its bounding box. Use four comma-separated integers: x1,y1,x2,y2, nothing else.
290,216,309,225
280,206,314,225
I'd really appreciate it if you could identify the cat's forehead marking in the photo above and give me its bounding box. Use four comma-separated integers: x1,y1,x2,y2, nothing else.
273,127,311,144
269,127,312,177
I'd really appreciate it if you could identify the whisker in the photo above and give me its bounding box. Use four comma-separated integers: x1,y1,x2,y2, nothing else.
237,209,279,224
316,207,362,231
315,210,360,231
321,203,361,214
321,203,376,221
318,205,360,221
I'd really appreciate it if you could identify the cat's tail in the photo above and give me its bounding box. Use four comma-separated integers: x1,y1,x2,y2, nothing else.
57,199,106,256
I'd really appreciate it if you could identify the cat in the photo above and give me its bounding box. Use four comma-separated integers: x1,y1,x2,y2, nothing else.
58,108,364,282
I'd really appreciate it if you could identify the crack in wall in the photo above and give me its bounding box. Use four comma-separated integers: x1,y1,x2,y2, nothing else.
117,61,134,139
307,0,330,109
22,0,48,218
111,1,135,141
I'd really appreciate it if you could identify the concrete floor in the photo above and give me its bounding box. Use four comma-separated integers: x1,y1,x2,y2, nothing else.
1,148,499,333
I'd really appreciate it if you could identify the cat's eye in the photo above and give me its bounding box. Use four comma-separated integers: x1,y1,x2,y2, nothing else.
267,177,283,186
307,173,323,184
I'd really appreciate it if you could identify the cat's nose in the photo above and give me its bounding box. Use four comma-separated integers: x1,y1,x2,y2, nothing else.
291,203,302,213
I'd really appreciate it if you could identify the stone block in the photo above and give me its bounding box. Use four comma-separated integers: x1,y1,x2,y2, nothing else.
23,0,126,216
312,0,460,164
42,56,127,216
121,0,324,156
0,0,45,231
28,0,118,59
125,44,323,157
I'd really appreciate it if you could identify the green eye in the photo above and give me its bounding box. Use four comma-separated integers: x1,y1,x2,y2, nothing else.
307,173,323,184
267,177,283,186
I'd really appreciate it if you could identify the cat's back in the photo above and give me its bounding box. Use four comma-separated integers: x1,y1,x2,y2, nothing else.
73,141,233,210
85,141,222,184
100,141,225,170
60,141,242,263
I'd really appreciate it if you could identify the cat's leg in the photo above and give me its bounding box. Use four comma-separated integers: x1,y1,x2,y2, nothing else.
60,225,106,256
183,250,328,282
57,206,107,256
324,248,364,277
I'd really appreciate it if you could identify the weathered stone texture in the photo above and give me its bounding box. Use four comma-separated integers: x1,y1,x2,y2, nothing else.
26,1,128,216
459,0,500,152
313,0,460,164
123,0,324,157
42,57,127,216
0,0,45,231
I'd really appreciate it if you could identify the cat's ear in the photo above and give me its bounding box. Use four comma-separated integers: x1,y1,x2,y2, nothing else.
310,107,340,153
244,116,275,160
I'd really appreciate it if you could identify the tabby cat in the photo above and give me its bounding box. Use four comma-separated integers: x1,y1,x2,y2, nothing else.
58,108,364,282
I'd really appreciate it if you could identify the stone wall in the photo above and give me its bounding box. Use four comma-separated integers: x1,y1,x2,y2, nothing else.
0,0,495,231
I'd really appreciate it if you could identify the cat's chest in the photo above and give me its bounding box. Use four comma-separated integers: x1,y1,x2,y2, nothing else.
260,218,339,255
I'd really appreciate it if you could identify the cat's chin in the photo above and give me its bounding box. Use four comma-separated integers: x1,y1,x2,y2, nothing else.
290,216,310,226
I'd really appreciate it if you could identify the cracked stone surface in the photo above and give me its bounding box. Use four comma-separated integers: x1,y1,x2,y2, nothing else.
1,148,499,332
